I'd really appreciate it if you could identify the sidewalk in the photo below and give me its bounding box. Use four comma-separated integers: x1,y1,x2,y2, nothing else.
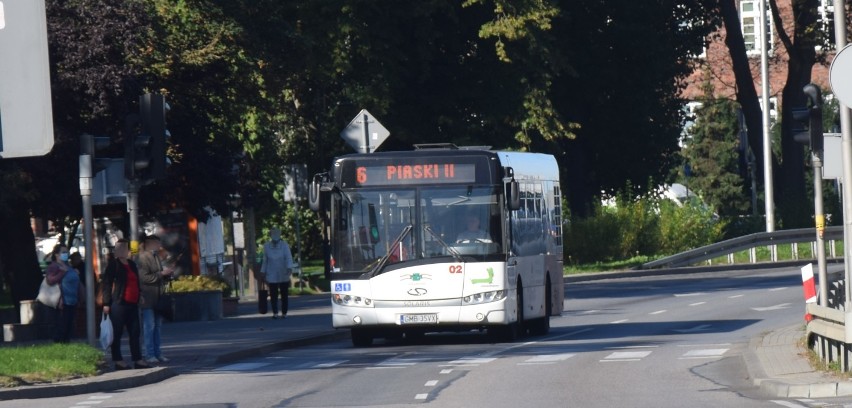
2,293,851,401
0,294,347,401
746,323,852,398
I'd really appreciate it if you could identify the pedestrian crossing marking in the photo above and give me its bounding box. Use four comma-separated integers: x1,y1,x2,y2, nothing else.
442,357,497,366
601,350,652,362
679,349,728,359
519,353,576,365
313,360,348,368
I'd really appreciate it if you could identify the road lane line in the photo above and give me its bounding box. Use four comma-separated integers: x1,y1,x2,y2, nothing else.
728,294,744,299
689,302,706,306
610,319,629,324
649,310,667,315
415,394,429,400
440,369,453,374
674,292,705,297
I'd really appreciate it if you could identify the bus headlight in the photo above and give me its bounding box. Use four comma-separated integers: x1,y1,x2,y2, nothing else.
333,293,374,307
463,290,506,305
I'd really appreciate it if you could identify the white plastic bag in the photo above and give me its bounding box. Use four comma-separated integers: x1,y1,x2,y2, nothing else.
99,313,113,350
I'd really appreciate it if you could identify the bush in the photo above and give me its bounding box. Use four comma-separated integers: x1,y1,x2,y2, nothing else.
564,192,724,264
168,274,232,296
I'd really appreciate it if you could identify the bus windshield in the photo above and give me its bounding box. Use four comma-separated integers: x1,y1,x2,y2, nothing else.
331,186,503,273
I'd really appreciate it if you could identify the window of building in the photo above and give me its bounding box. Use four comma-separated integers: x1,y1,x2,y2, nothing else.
740,0,773,56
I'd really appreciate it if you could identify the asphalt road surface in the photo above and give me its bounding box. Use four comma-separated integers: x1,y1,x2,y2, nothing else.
4,266,836,408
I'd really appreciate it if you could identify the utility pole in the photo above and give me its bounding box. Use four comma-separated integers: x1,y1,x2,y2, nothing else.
79,135,97,346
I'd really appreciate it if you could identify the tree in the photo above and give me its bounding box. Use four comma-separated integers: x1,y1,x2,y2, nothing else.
681,78,750,217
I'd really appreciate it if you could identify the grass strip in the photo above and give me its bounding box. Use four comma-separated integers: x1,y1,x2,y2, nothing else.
0,343,103,387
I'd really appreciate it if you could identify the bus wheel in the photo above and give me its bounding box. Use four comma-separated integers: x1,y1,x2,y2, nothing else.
351,328,374,347
528,276,551,336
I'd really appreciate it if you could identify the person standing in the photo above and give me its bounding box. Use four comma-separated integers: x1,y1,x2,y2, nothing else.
137,235,173,364
261,228,294,319
101,239,149,370
45,245,84,343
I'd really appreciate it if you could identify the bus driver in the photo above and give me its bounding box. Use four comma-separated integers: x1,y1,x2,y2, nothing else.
456,213,491,243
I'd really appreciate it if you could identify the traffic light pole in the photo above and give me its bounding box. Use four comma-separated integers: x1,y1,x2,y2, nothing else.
79,135,97,347
127,180,140,255
812,151,828,306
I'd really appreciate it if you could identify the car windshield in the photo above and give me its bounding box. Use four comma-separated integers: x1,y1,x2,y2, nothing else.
330,186,502,273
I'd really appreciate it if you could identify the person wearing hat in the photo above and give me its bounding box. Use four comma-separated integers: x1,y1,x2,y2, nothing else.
260,228,294,319
137,234,173,364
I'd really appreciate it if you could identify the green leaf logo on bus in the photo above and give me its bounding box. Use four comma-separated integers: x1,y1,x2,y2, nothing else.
470,267,494,284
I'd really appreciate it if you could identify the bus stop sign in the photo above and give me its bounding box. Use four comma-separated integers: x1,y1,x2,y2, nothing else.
340,109,389,154
0,0,55,158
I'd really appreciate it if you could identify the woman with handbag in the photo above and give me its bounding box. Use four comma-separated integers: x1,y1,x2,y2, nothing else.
44,244,84,343
101,239,150,370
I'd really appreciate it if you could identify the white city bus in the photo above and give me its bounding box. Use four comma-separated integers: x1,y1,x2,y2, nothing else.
309,144,564,346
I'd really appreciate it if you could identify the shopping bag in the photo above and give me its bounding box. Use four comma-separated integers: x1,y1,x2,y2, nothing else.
36,277,61,308
99,313,113,350
155,293,174,321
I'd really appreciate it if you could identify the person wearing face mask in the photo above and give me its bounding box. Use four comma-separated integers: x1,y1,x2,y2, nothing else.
45,244,85,343
260,228,294,319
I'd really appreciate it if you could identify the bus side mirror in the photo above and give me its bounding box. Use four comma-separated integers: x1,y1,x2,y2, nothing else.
309,178,322,212
507,180,520,211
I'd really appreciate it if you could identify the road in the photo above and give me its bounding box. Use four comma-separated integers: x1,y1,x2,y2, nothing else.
3,266,835,408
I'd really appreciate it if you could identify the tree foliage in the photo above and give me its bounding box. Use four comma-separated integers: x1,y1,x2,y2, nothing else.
681,76,750,217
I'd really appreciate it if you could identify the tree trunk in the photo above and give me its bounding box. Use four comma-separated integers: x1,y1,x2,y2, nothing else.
719,0,768,187
776,0,818,228
0,201,44,322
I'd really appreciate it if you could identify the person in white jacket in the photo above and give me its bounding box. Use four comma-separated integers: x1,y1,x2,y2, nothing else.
261,228,294,319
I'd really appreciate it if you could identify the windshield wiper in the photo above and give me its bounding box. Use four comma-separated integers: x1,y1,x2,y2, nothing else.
367,224,413,277
424,225,465,262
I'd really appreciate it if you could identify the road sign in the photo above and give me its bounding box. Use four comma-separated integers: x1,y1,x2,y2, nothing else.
0,0,55,158
830,44,852,107
340,109,389,154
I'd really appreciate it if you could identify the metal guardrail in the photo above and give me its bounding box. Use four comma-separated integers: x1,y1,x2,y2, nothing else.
641,226,844,269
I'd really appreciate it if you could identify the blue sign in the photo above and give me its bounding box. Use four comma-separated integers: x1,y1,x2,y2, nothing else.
334,283,352,292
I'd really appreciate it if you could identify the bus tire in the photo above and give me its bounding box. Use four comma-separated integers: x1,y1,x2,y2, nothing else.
528,276,551,336
351,328,374,347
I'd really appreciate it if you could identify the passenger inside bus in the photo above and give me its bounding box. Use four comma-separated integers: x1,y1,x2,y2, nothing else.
455,213,492,243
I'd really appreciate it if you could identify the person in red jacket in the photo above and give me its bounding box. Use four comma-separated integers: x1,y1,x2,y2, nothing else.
101,239,150,370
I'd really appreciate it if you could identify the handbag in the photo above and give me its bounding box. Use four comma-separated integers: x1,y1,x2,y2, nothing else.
258,281,269,314
99,313,114,350
155,293,174,321
36,277,61,308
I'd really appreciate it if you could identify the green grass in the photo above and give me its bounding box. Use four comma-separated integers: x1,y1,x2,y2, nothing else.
563,255,653,274
0,343,104,387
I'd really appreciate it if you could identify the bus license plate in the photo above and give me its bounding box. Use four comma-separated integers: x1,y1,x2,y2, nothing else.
400,314,438,325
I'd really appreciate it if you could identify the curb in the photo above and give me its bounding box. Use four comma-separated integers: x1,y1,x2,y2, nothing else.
0,367,175,401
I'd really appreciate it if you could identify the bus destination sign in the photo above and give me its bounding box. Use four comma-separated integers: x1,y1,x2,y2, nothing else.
355,163,476,186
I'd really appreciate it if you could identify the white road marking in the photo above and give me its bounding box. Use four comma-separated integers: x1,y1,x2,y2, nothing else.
580,309,599,314
415,394,429,400
672,324,712,333
769,287,788,292
425,380,438,386
649,310,667,315
520,353,576,365
606,345,658,350
440,369,453,374
312,360,348,368
769,400,809,407
751,303,792,312
443,357,497,366
728,294,744,299
679,348,729,359
674,292,705,297
689,302,706,306
601,350,652,362
610,319,629,324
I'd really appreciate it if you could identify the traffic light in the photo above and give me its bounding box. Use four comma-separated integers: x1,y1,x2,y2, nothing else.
792,84,823,152
124,94,169,181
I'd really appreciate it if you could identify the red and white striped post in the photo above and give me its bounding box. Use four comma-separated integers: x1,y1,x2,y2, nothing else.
801,263,817,321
